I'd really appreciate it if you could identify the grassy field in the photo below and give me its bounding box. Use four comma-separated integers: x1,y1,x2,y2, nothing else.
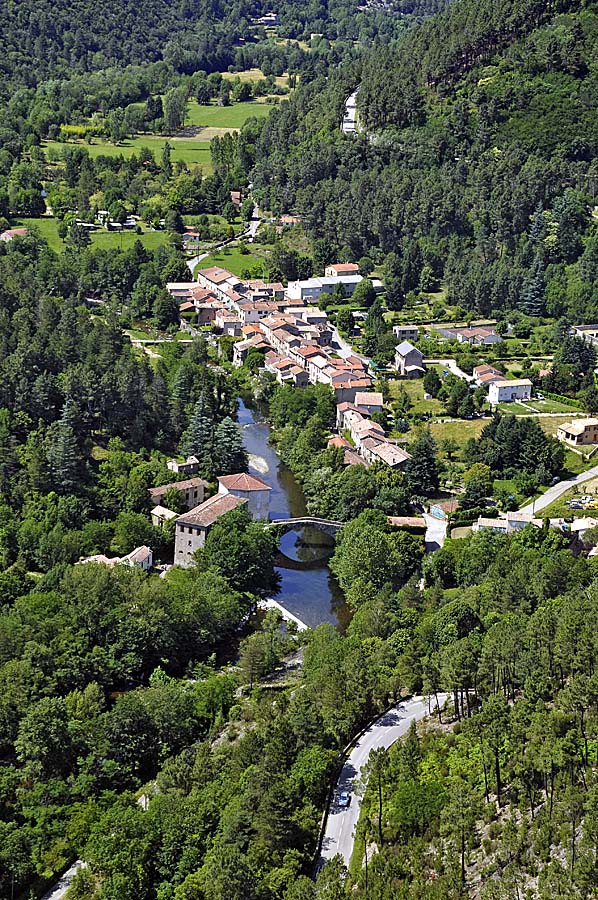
185,100,274,128
16,217,64,252
427,419,486,454
387,378,444,416
45,137,213,170
195,245,270,278
496,399,578,416
16,216,170,253
221,68,289,89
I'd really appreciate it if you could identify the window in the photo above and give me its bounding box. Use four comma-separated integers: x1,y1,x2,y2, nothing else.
188,541,192,547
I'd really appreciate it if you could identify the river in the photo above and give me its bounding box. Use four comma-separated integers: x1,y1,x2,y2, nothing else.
237,398,350,630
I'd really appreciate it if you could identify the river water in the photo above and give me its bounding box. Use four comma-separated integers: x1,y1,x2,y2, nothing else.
237,398,349,629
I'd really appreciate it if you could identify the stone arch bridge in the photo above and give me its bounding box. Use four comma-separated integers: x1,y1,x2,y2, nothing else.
264,517,344,537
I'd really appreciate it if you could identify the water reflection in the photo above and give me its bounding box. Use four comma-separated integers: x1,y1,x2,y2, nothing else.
237,397,349,629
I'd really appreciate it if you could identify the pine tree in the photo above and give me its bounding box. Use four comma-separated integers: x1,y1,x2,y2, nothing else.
212,417,248,475
46,417,80,494
521,254,545,316
405,429,439,497
180,395,213,463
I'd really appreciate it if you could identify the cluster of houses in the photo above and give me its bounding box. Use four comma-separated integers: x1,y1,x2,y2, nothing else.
433,325,503,345
473,511,598,553
168,263,378,404
334,392,412,469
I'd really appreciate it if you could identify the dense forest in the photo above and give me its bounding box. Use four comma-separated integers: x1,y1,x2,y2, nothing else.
0,0,451,96
249,1,598,320
3,0,598,896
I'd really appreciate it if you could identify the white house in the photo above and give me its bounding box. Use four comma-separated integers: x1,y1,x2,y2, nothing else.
392,325,419,343
151,506,178,529
217,472,272,519
488,379,532,404
325,263,359,277
121,546,153,570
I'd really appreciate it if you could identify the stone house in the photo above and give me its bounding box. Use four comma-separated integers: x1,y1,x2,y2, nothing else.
148,476,210,511
395,341,425,377
174,494,247,568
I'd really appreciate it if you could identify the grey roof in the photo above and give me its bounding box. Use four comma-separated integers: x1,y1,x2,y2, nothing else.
396,340,419,355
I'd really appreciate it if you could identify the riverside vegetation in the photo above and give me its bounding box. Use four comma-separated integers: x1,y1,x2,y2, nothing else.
2,0,598,898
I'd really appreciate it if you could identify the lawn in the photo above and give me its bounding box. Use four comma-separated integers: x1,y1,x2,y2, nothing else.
387,378,444,416
496,400,580,417
427,419,486,454
91,230,170,252
15,216,63,252
195,244,271,278
17,216,171,254
185,100,274,129
44,137,213,170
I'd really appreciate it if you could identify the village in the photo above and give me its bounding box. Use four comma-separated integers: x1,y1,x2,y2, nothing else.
74,256,598,580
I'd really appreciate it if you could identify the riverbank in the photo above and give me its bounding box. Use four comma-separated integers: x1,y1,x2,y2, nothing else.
237,397,350,629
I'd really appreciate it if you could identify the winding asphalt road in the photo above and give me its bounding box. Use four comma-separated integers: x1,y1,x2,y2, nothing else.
318,694,446,870
186,204,261,275
518,462,598,516
41,861,86,900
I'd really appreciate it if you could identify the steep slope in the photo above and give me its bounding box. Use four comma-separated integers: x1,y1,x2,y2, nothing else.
249,0,598,319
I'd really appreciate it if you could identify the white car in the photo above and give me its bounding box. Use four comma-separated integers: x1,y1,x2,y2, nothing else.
338,791,351,808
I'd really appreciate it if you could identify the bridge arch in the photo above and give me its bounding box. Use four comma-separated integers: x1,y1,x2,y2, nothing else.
264,517,344,538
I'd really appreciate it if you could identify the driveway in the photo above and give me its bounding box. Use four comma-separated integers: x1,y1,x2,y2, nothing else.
423,513,448,550
186,207,261,275
424,358,474,382
318,695,445,870
518,463,598,515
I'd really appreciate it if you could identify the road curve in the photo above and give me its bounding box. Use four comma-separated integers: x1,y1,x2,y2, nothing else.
41,861,86,900
318,694,446,870
518,462,598,516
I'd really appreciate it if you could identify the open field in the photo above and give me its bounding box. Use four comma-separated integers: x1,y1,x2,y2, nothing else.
185,100,274,128
44,137,213,169
387,378,444,416
427,418,486,451
16,217,170,253
195,244,271,278
90,230,169,252
221,68,289,90
15,216,64,253
496,399,579,416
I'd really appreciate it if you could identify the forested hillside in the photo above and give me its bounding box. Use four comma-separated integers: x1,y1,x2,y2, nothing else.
249,0,598,320
0,0,451,94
